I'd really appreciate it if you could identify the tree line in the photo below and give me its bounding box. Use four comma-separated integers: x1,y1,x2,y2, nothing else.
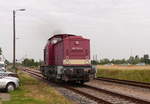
92,54,150,65
22,58,42,67
0,47,41,67
1,47,150,66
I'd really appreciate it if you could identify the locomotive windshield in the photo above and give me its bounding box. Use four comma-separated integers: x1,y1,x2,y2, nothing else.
0,64,4,67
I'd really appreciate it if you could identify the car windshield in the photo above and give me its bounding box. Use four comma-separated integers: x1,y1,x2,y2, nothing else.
0,69,5,72
0,64,4,68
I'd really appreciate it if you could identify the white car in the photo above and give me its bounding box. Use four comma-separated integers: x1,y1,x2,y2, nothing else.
0,61,5,71
0,73,19,92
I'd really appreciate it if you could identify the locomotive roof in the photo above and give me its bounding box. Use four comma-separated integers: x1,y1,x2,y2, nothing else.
48,34,75,41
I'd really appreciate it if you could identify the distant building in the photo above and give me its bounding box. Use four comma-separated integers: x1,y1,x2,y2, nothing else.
0,55,5,62
136,63,145,66
104,63,114,66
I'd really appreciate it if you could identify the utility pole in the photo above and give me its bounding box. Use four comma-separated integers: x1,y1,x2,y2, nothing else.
13,10,16,70
12,9,26,72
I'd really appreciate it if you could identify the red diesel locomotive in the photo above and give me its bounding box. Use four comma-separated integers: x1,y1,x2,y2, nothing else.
40,34,96,84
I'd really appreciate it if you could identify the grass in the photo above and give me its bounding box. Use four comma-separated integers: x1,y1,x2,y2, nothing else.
97,65,150,70
96,65,150,83
2,72,72,104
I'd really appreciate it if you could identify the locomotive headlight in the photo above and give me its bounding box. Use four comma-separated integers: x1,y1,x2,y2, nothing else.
85,60,90,64
63,59,70,64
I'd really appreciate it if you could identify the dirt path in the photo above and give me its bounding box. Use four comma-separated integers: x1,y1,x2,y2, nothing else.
0,93,11,102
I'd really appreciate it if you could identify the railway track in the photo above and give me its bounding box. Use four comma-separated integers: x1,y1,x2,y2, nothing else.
24,68,150,89
22,68,150,104
83,85,150,104
96,77,150,89
23,68,111,104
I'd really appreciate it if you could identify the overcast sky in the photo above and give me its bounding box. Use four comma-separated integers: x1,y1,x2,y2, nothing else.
0,0,150,61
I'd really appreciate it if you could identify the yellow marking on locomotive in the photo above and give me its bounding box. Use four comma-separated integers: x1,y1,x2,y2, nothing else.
63,59,91,65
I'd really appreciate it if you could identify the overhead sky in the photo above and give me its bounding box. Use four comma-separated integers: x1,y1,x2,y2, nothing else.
0,0,150,61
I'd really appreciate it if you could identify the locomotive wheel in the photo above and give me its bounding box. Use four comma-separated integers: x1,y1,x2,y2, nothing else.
45,76,48,80
80,81,84,85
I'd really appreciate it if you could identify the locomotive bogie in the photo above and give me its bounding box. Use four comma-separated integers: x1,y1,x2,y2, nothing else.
40,65,96,83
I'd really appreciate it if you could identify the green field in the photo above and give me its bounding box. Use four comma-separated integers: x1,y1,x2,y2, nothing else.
2,72,72,104
96,65,150,83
